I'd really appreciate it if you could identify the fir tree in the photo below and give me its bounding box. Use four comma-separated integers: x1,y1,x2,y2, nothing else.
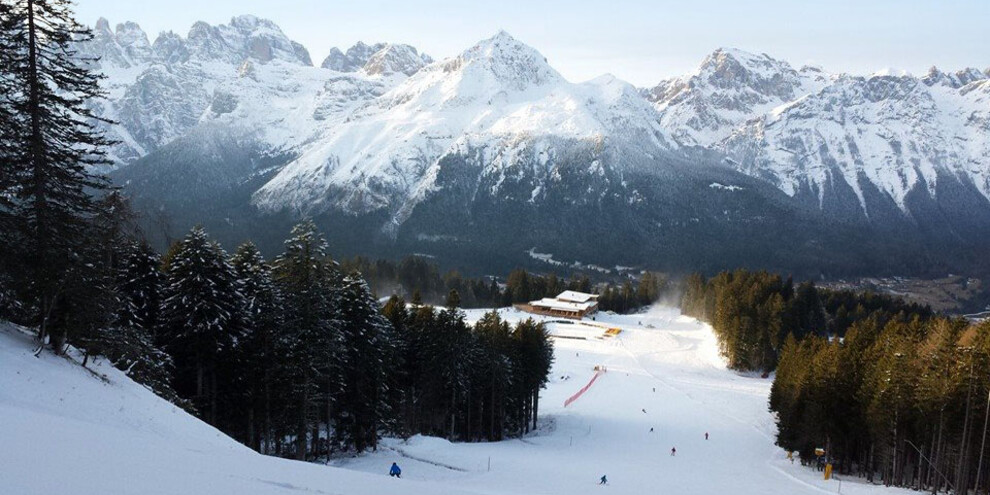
2,0,113,351
161,226,243,423
335,273,392,451
273,221,341,460
116,242,164,341
230,241,285,452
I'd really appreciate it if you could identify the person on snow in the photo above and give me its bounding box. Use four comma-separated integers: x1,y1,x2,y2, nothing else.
389,462,401,478
642,408,647,414
670,447,676,456
650,427,654,433
705,432,709,440
599,475,608,485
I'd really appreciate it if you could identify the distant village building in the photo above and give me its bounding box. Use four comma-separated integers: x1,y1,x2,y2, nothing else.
520,290,600,319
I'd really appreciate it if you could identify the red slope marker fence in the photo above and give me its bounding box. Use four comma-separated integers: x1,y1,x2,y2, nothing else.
564,368,605,407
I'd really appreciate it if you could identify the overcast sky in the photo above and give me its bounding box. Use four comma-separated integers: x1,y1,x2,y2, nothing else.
74,0,989,86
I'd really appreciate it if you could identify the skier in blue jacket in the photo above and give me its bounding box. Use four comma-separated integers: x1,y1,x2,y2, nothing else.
389,462,401,478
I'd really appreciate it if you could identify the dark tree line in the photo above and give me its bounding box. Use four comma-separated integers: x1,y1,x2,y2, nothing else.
152,222,554,456
344,256,670,314
772,316,990,493
500,269,668,313
682,270,990,493
681,270,928,372
382,297,554,441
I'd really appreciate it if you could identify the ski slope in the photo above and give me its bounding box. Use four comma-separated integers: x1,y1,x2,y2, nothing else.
0,307,912,495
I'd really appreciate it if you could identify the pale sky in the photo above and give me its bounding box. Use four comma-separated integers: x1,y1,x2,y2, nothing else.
74,0,989,86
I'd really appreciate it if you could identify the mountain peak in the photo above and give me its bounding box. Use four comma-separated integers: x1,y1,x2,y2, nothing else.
182,15,311,65
321,41,386,71
363,43,431,76
95,17,111,34
701,47,772,69
697,47,788,78
923,65,989,88
450,31,561,88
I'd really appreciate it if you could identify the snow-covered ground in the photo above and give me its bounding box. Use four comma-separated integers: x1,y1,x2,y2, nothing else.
0,307,912,494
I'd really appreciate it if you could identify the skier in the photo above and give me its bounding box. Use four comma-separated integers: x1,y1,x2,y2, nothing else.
650,427,654,433
389,462,401,478
705,432,709,440
599,475,608,485
670,447,676,456
642,408,647,414
652,387,655,393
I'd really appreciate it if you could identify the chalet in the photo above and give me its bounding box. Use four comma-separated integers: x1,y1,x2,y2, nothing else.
523,290,600,319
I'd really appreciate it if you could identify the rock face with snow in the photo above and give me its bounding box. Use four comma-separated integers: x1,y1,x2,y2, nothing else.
321,41,385,71
78,16,416,166
254,31,672,223
647,49,990,259
89,17,990,276
720,71,990,223
644,48,829,147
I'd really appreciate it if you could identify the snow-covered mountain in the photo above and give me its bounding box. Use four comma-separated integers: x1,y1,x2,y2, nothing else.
647,49,990,240
643,48,830,148
84,15,990,276
321,41,433,75
720,70,990,217
80,15,426,166
254,31,675,231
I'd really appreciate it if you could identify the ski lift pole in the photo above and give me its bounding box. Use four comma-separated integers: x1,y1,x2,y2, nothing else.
975,389,990,494
905,440,954,492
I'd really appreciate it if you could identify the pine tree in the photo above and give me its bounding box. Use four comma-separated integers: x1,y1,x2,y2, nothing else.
446,289,461,309
0,3,24,240
161,226,244,423
474,311,514,440
274,221,342,460
2,0,113,351
513,318,554,433
116,242,164,341
230,241,285,452
335,273,392,451
381,295,412,437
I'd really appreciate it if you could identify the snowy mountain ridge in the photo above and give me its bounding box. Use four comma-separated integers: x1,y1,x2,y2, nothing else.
80,15,428,165
646,48,990,220
253,31,675,228
83,15,990,274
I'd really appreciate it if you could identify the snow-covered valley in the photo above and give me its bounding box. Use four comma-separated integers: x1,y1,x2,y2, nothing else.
0,307,915,495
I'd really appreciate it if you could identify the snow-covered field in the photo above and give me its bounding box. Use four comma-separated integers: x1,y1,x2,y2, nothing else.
0,307,912,494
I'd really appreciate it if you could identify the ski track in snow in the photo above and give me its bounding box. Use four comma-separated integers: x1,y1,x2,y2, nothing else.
0,308,914,495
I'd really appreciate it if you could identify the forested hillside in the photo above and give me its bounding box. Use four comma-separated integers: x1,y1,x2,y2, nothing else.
683,269,990,492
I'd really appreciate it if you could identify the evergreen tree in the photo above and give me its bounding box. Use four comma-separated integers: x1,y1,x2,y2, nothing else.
474,311,514,441
116,242,163,340
335,274,392,451
0,2,20,230
381,295,412,437
230,241,285,452
513,318,554,433
161,226,243,423
273,221,342,460
446,289,461,309
2,0,113,351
